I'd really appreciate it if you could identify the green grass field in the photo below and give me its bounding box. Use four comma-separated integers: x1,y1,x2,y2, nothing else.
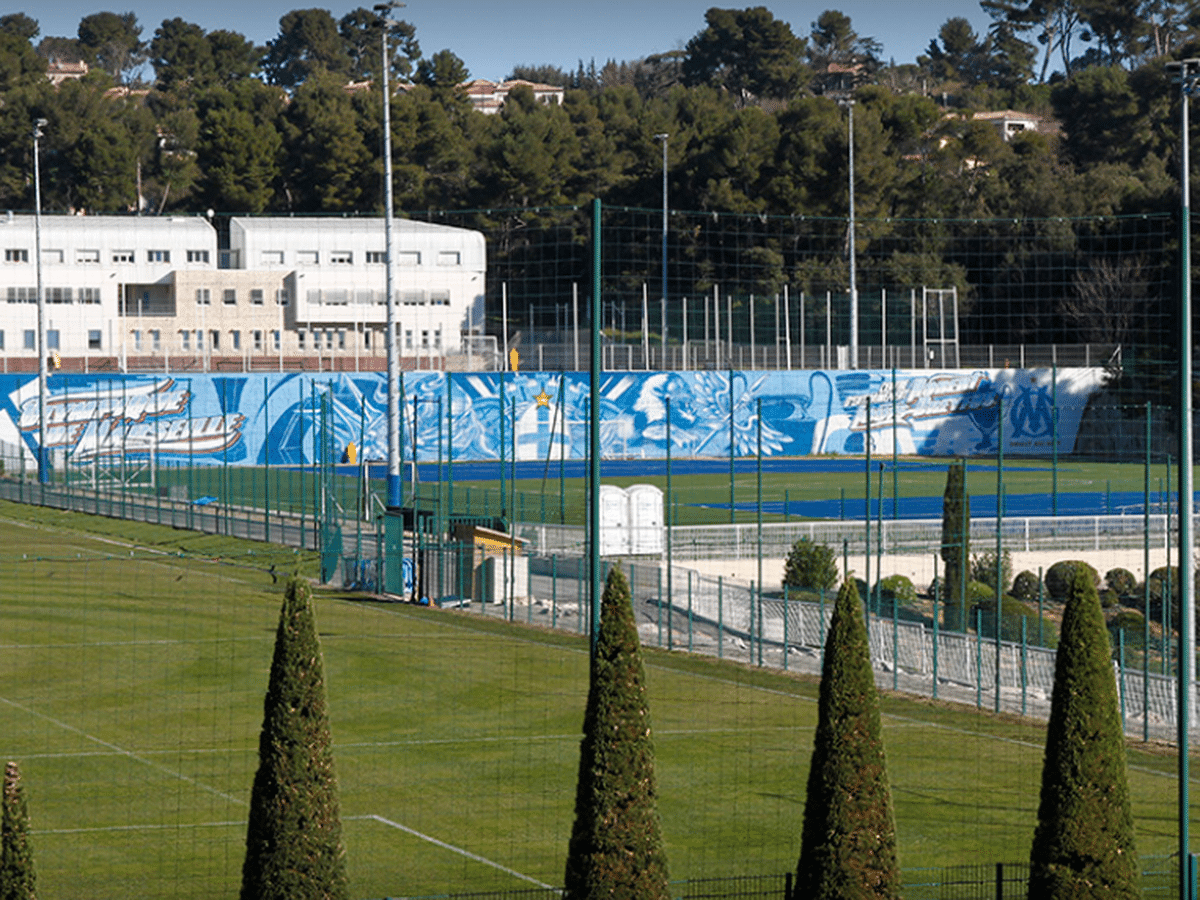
0,500,1191,898
46,452,1186,529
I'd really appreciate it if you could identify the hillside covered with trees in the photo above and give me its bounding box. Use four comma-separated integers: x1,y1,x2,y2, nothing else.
0,2,1194,221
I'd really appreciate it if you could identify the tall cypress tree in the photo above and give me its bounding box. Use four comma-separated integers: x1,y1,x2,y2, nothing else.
1028,569,1138,899
797,578,900,900
1,760,36,900
564,566,669,900
941,459,970,631
241,578,348,900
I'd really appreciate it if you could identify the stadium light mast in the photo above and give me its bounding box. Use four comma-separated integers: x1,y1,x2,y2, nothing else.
836,96,858,369
654,133,668,352
33,117,49,484
1167,56,1198,900
375,1,404,508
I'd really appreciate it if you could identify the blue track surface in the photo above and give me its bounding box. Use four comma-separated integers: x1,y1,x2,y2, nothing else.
332,458,1183,520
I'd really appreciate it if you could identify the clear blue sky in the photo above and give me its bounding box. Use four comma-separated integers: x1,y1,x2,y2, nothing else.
9,1,994,82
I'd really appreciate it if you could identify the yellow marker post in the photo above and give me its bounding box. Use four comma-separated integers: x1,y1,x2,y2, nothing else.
509,348,519,372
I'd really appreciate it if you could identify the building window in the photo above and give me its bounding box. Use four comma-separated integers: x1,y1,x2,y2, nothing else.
7,288,34,303
186,249,210,263
330,250,352,265
366,250,386,264
0,331,5,349
337,329,346,350
364,329,371,350
42,249,63,264
132,330,142,351
421,329,430,349
209,330,219,350
404,329,413,350
23,330,35,350
87,330,101,350
148,249,170,263
397,251,420,266
47,330,59,350
78,287,100,304
76,249,100,264
434,327,442,349
5,248,28,263
196,289,210,305
253,330,263,351
272,330,280,351
430,290,450,306
181,330,190,350
437,251,461,266
298,330,306,350
298,250,318,266
223,289,237,305
250,289,264,305
112,250,134,263
325,329,334,350
231,330,241,350
150,329,160,350
261,250,284,265
194,330,204,350
276,289,289,306
46,287,72,303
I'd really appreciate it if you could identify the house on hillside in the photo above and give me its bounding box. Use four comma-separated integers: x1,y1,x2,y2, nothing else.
971,110,1059,142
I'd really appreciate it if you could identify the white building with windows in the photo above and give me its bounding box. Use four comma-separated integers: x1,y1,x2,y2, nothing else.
0,214,486,370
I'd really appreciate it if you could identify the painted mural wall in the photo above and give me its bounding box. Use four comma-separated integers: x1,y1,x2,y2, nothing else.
0,368,1104,468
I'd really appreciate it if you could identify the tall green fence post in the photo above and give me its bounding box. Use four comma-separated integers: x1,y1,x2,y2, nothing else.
995,394,1004,714
728,368,735,524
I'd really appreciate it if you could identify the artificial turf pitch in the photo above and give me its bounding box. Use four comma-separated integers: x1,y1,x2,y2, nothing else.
0,500,1189,898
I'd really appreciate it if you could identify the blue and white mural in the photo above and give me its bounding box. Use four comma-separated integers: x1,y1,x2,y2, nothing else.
0,368,1104,468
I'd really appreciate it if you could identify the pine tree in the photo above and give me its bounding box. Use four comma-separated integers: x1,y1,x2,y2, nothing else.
241,578,348,900
796,578,900,900
1,760,36,900
1028,569,1138,899
564,566,669,900
941,459,970,630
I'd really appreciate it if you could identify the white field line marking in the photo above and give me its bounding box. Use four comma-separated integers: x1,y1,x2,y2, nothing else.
14,725,802,761
36,820,244,835
365,814,555,890
0,636,270,650
0,696,245,806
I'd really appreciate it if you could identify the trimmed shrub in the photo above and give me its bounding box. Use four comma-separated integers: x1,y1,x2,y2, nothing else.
1012,570,1042,602
1029,570,1139,898
796,579,901,899
782,538,839,592
1105,568,1137,598
1099,588,1119,609
564,566,669,899
971,596,1059,649
1109,610,1147,651
2,760,36,900
1147,566,1180,603
966,580,997,605
1045,560,1100,601
876,574,917,609
970,549,1012,591
241,578,347,900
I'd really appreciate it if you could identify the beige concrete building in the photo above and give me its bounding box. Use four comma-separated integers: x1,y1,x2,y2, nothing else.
0,214,486,372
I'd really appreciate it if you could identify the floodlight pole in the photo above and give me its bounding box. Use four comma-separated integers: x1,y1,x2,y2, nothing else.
837,97,859,368
655,133,668,352
33,117,49,484
375,1,405,508
1169,56,1198,900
